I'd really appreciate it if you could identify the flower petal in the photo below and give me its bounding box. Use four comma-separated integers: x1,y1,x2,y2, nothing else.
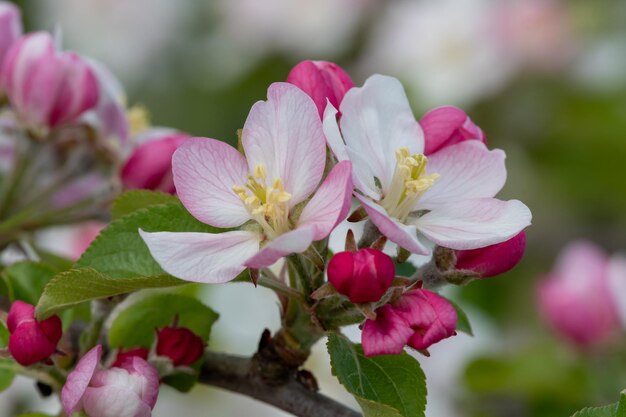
339,75,424,193
322,101,348,161
139,230,261,283
298,161,353,241
119,357,160,408
356,195,429,255
82,386,150,417
607,255,626,328
421,105,485,155
62,345,102,417
244,227,315,269
419,141,506,209
362,305,413,357
242,82,326,206
416,198,532,250
172,137,251,228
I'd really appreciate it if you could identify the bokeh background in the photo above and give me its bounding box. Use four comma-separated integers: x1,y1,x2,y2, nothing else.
2,0,626,416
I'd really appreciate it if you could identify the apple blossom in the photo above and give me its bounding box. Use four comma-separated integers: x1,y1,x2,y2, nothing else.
7,301,62,366
0,2,21,70
1,32,99,130
62,345,160,417
287,60,354,118
140,83,353,283
324,74,531,257
327,248,395,304
122,129,189,194
156,327,205,366
362,289,457,356
537,241,621,347
454,231,526,278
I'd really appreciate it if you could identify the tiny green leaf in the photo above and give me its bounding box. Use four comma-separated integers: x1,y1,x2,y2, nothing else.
327,333,427,417
36,268,185,320
2,261,56,305
0,359,16,392
111,190,178,220
108,293,218,348
444,298,473,336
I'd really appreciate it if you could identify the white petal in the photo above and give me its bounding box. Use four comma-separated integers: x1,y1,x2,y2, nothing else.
357,195,429,255
416,198,532,250
322,100,348,161
139,230,261,283
172,138,251,228
244,227,315,269
298,161,353,241
242,82,326,206
339,74,424,193
419,141,507,209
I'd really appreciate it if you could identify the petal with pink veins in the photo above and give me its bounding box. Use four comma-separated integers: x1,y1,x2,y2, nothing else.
419,141,507,210
139,230,261,283
322,101,348,161
244,227,315,269
119,357,160,408
415,198,531,250
339,75,424,194
173,138,251,228
356,195,429,255
82,385,150,417
242,82,326,207
362,305,413,357
421,106,485,155
298,161,353,241
62,345,102,417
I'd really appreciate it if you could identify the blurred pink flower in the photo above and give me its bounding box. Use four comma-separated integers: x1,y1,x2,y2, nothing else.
62,345,159,417
141,83,353,283
1,32,99,130
537,241,621,347
328,248,395,304
7,301,62,366
122,130,189,194
324,74,531,256
287,60,354,118
362,289,457,356
0,2,21,71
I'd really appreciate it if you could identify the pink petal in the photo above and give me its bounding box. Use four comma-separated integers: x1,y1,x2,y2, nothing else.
82,386,151,417
242,82,326,206
298,161,353,241
244,227,315,269
62,345,102,417
139,230,261,283
419,141,507,209
339,75,424,194
454,231,527,278
322,101,349,161
416,198,532,250
362,304,413,357
172,137,251,228
356,195,429,255
552,240,608,284
119,357,160,408
420,106,485,155
608,255,626,328
0,2,21,67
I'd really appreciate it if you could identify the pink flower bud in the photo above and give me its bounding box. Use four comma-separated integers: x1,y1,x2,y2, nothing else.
420,106,486,155
0,2,21,69
537,241,620,347
62,345,159,417
1,32,99,130
287,60,354,118
454,231,526,278
111,347,149,368
328,248,395,304
7,301,62,366
362,289,457,356
156,327,204,366
122,130,189,194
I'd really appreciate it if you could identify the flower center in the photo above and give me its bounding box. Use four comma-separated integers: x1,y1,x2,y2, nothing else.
379,148,439,221
233,164,292,238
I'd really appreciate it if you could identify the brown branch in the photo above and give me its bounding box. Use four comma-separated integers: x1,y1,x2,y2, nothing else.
198,351,362,417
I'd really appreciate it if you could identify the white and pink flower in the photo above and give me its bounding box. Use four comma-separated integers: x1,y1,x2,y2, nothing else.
140,83,353,283
62,345,160,417
0,2,21,71
324,74,531,257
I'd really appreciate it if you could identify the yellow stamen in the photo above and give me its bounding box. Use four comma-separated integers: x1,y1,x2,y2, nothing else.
127,105,151,137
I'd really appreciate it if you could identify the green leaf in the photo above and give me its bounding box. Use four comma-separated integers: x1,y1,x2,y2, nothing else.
572,404,618,417
618,392,626,417
445,298,473,336
327,333,427,417
76,201,222,279
36,268,185,320
0,321,8,347
2,261,56,304
108,293,218,348
0,358,16,392
111,190,178,220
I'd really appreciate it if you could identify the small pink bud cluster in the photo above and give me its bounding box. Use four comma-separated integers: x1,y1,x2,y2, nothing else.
62,345,160,417
7,301,62,366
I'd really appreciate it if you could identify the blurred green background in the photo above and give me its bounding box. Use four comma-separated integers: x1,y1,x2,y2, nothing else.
5,0,626,416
